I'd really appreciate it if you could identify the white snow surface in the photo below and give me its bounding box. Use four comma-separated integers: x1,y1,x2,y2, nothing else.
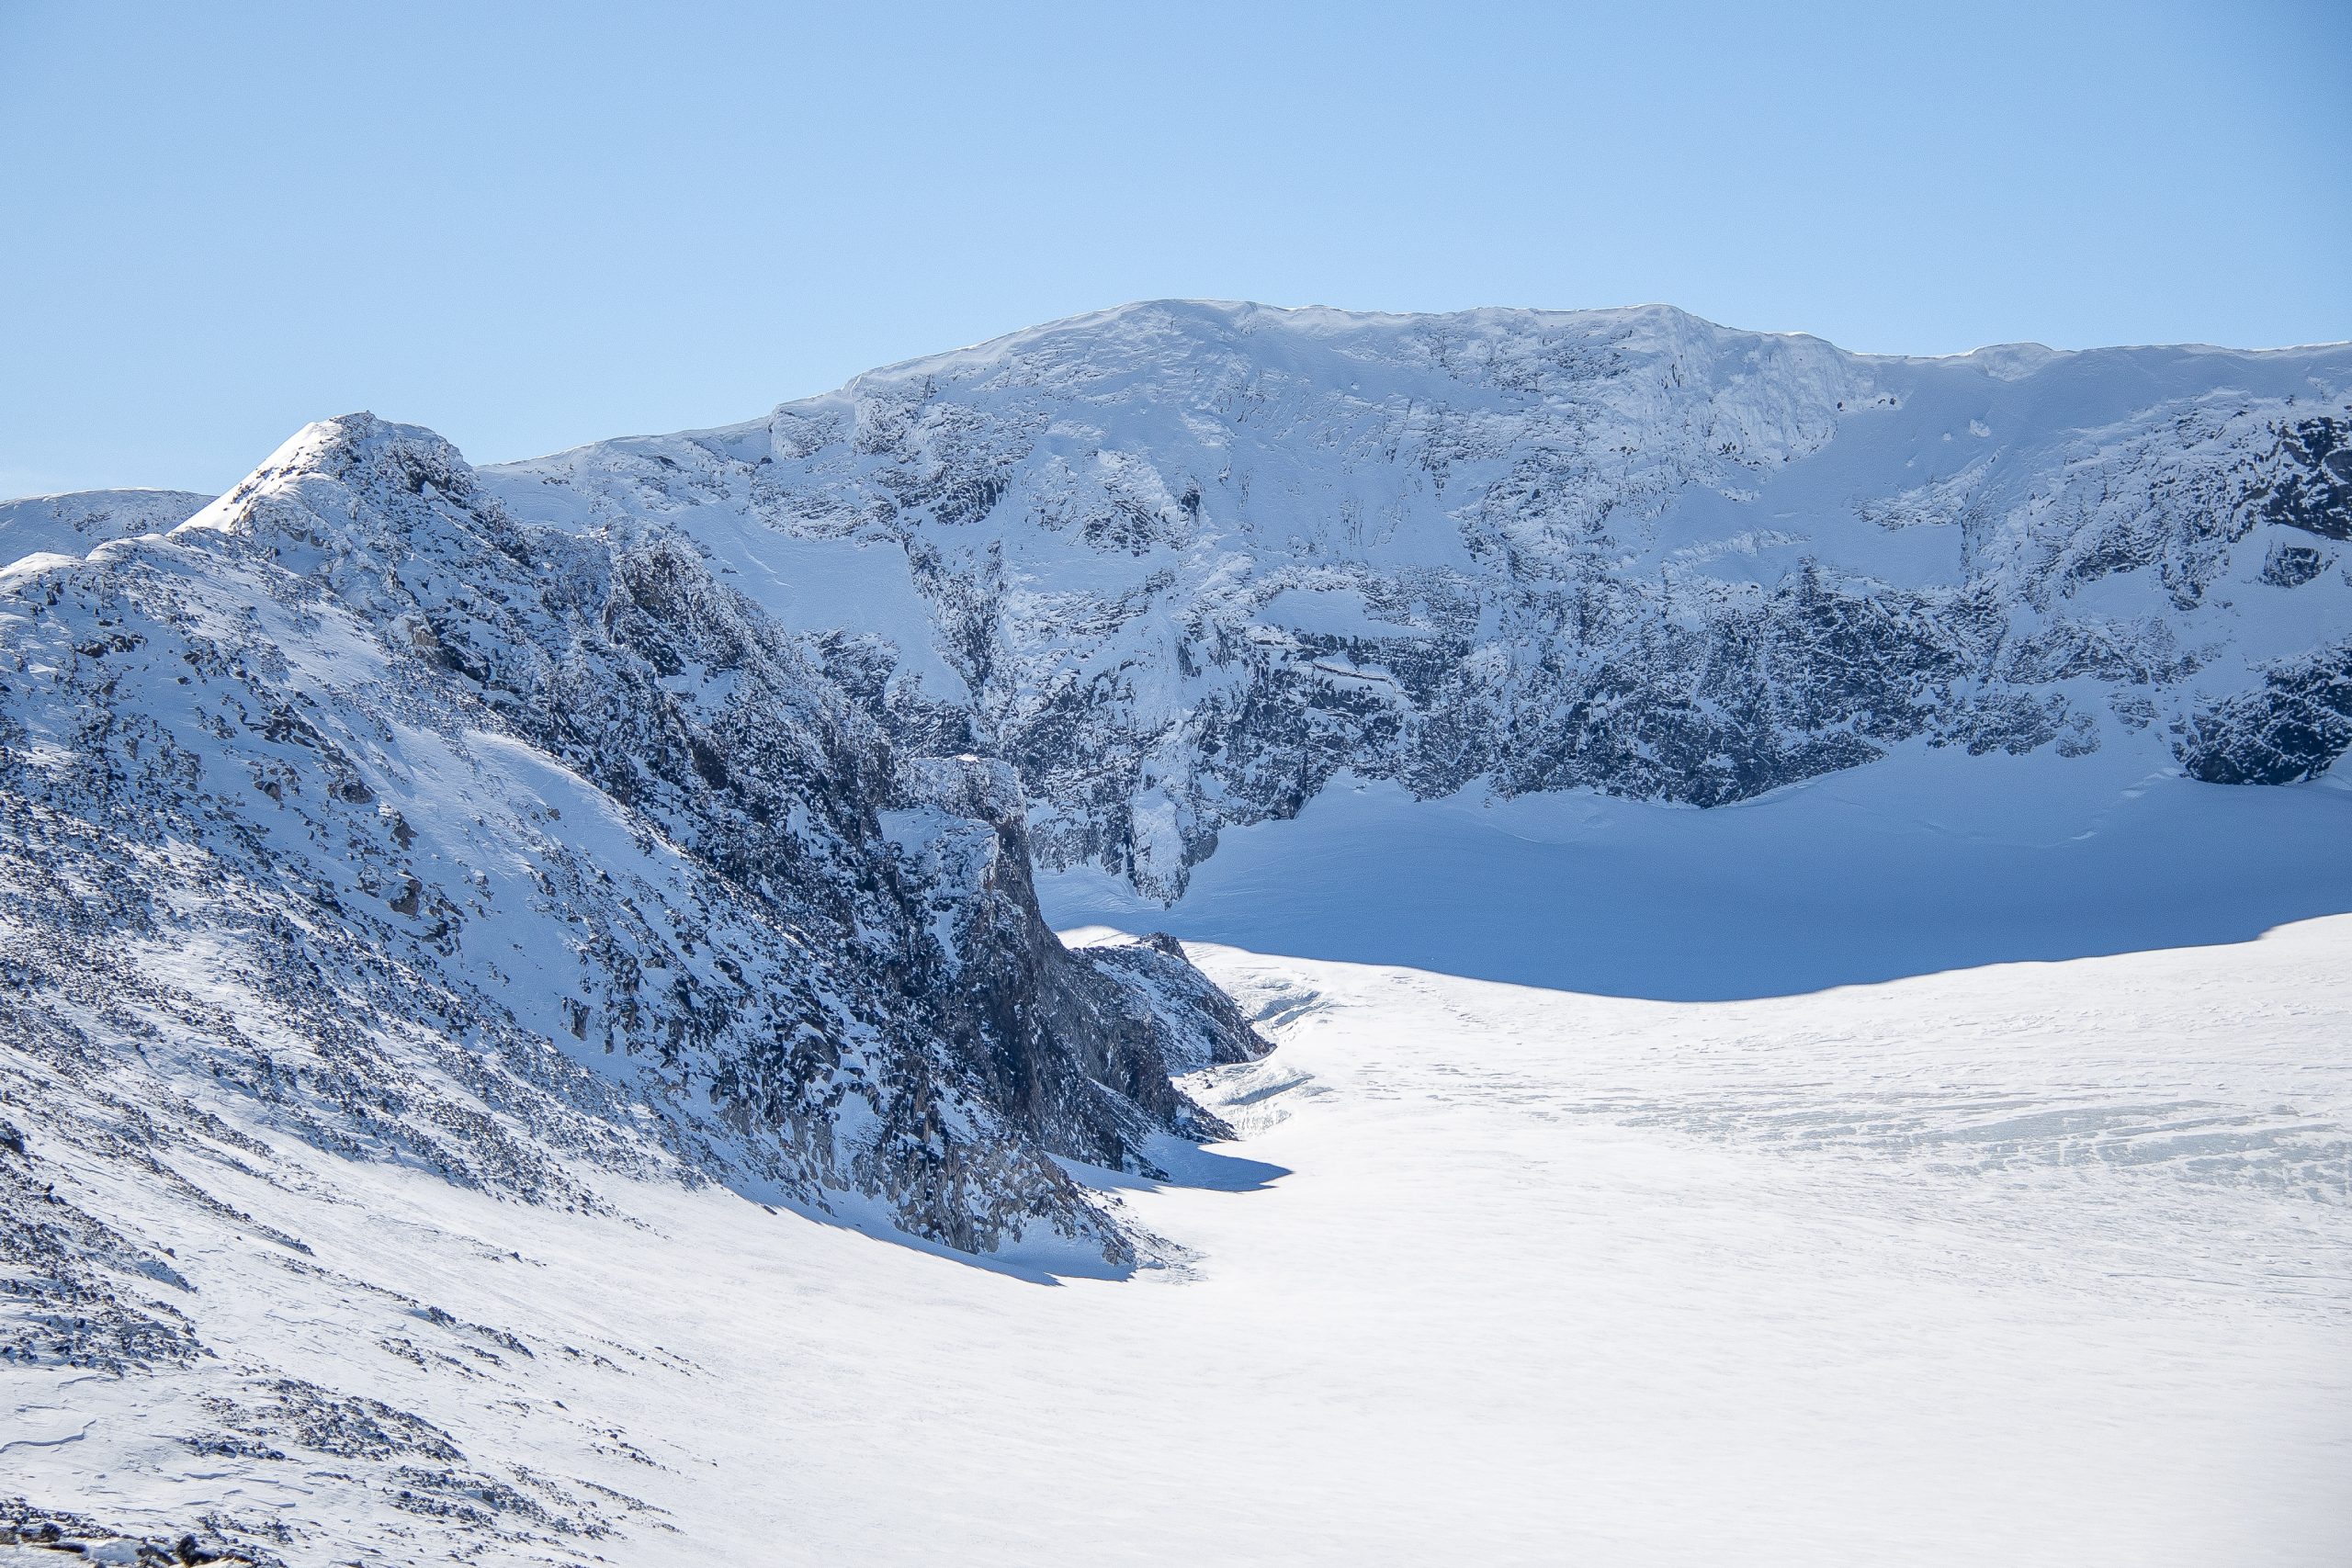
10,915,2347,1563
0,490,213,559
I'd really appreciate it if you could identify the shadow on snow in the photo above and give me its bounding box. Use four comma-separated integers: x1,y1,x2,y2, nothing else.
1043,748,2352,1003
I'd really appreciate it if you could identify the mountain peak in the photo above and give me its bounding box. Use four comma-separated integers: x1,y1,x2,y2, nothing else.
182,412,477,536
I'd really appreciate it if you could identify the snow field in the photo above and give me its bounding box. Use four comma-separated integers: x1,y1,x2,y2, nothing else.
16,916,2346,1563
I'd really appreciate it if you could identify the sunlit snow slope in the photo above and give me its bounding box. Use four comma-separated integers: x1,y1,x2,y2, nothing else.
8,919,2347,1565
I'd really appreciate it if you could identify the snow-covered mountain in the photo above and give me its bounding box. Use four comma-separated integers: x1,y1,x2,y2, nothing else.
8,915,2348,1566
5,303,2350,1563
0,413,1274,1558
487,301,2352,897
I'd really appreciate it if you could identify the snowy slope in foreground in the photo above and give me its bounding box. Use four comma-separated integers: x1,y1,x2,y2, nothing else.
10,919,2349,1564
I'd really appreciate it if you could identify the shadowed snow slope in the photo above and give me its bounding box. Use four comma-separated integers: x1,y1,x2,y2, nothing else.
6,917,2347,1564
1040,745,2352,998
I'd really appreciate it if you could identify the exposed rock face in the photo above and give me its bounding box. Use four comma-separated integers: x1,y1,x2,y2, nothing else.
2258,415,2352,540
487,302,2352,899
880,753,1257,1169
2182,637,2352,785
1075,931,1272,1077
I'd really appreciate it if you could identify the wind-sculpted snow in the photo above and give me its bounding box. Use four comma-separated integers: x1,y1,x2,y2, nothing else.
488,302,2352,897
0,414,1268,1559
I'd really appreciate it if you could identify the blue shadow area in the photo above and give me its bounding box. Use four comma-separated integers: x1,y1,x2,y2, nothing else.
1068,1135,1292,1195
1043,747,2352,1002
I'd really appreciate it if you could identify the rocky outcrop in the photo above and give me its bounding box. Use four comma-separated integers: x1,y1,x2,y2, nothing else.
2258,415,2352,541
2182,637,2352,784
1076,931,1271,1077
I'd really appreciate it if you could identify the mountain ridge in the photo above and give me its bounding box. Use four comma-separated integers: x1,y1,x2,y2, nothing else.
458,300,2352,897
15,304,2349,902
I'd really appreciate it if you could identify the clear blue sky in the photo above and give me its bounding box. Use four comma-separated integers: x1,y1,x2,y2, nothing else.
5,0,2347,497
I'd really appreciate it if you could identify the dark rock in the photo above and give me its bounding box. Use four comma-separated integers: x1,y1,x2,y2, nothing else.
2180,639,2352,784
